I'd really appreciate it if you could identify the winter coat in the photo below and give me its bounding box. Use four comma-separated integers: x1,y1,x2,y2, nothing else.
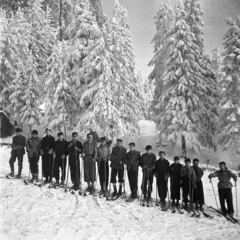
170,163,182,180
97,145,110,162
111,146,127,170
154,158,170,179
125,150,141,172
41,135,55,152
66,140,83,157
140,153,157,173
180,165,196,188
26,137,41,158
11,135,26,156
209,169,237,188
193,166,204,182
54,139,68,158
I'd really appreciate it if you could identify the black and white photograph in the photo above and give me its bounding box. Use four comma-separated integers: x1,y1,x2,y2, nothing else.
0,0,240,239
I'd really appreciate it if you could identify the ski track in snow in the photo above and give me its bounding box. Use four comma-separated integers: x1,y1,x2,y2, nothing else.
0,146,240,240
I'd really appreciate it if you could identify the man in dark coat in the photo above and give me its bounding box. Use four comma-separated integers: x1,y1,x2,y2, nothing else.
8,128,26,178
111,139,127,197
209,161,237,216
83,133,97,192
40,128,55,183
97,137,111,195
193,158,205,210
125,142,141,199
66,132,83,190
54,132,68,185
26,130,41,182
180,158,196,210
140,145,156,200
170,156,182,207
155,151,170,206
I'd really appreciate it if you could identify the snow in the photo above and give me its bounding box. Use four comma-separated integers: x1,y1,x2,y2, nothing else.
0,145,240,240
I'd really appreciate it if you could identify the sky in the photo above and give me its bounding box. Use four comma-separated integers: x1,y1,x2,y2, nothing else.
101,0,240,79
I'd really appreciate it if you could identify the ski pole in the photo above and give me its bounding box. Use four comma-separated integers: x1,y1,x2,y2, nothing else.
50,155,55,184
41,155,43,183
235,182,238,220
123,164,127,199
75,149,80,192
167,180,170,208
140,170,146,205
210,180,219,209
107,167,112,200
104,159,107,195
156,174,159,206
64,157,70,192
94,160,100,190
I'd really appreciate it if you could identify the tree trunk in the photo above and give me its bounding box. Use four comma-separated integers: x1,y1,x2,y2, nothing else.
90,0,106,27
182,135,186,158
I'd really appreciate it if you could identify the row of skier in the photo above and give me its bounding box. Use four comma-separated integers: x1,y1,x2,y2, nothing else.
7,127,238,216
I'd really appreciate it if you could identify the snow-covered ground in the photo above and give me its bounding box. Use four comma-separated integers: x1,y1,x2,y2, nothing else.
0,145,239,240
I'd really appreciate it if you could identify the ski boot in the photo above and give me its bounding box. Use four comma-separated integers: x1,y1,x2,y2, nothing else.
118,185,123,197
8,171,14,178
112,186,118,198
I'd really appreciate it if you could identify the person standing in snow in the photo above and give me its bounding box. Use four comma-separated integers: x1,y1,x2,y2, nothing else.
97,137,111,195
26,130,41,182
83,133,97,192
180,158,196,210
208,161,237,216
54,132,68,185
192,158,205,210
125,142,141,199
8,128,26,178
170,156,182,207
40,128,55,183
154,151,170,206
140,145,156,200
110,139,127,197
66,132,83,190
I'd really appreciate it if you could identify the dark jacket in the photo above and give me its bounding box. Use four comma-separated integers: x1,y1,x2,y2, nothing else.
41,135,55,152
26,137,41,158
125,150,141,172
54,139,68,157
111,146,127,169
155,158,170,179
170,163,182,180
180,165,196,188
209,169,237,188
66,140,83,157
11,135,26,155
140,153,156,172
193,166,204,182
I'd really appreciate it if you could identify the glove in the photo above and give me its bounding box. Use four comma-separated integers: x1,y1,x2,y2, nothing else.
68,143,73,148
74,146,79,151
61,154,66,159
48,149,53,154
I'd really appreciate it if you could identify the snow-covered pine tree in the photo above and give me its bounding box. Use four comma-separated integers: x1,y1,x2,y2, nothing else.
148,0,174,119
211,47,224,84
44,40,77,134
154,0,217,155
0,9,30,111
219,17,240,156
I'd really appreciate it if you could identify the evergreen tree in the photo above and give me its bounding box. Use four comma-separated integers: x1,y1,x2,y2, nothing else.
219,17,240,155
153,0,217,155
211,47,224,84
148,0,174,118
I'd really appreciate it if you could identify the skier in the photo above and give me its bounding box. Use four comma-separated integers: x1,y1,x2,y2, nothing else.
208,161,237,216
83,133,97,192
154,151,170,207
26,130,41,182
54,132,68,185
170,156,182,207
97,137,111,195
40,128,55,183
66,132,83,190
192,158,205,210
125,142,141,199
110,139,127,197
8,128,26,178
140,145,156,201
180,158,196,210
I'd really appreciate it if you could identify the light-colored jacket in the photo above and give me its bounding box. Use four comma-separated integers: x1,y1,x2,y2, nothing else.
26,137,41,158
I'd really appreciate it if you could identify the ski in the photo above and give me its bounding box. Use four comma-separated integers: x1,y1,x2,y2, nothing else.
209,206,239,224
176,206,184,214
6,174,22,179
200,210,213,219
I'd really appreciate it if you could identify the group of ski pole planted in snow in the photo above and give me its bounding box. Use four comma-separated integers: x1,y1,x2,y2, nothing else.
5,127,240,224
